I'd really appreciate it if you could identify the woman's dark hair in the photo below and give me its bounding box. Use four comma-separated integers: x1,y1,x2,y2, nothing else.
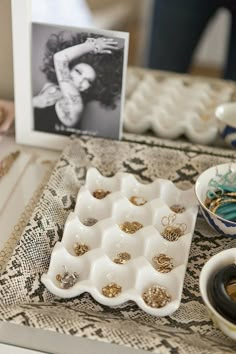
41,32,124,108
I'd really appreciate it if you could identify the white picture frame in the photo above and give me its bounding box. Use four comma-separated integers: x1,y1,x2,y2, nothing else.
11,0,129,150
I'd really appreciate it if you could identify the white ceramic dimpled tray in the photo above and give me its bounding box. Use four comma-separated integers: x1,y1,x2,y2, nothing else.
124,74,234,144
42,168,199,316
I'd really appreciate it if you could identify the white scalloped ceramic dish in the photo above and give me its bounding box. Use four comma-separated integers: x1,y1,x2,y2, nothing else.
124,75,233,144
42,168,199,316
199,248,236,340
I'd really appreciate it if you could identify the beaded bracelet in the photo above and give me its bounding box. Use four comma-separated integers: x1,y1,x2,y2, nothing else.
86,37,101,54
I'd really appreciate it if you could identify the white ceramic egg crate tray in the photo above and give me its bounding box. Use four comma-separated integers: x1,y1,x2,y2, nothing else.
42,168,199,316
124,69,234,145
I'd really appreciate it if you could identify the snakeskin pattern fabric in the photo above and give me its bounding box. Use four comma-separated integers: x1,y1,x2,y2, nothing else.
0,133,236,354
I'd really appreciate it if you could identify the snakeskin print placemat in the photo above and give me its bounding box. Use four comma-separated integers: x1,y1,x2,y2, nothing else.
0,133,236,354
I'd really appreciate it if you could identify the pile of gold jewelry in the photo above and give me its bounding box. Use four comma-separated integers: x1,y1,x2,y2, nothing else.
152,253,174,273
129,195,147,206
161,225,185,241
119,221,143,234
142,285,171,308
170,204,186,214
56,270,79,289
73,243,89,256
161,214,187,242
113,252,131,264
93,189,110,199
102,283,122,297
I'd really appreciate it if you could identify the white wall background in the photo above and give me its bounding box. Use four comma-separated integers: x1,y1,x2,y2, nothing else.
194,8,230,68
0,1,231,100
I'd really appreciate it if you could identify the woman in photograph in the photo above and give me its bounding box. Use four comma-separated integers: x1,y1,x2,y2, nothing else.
33,32,123,134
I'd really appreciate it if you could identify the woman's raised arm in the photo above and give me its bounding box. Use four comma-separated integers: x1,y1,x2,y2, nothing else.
54,38,118,127
53,45,86,127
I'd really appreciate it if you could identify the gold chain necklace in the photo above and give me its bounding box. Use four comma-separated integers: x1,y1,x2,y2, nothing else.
0,151,20,178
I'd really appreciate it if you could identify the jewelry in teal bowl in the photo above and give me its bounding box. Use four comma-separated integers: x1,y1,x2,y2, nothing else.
215,102,236,148
195,163,236,236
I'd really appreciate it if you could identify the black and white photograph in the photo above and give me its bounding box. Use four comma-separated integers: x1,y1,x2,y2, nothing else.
31,23,129,139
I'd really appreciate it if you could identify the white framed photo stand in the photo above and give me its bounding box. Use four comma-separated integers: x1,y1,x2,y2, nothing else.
11,0,129,150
